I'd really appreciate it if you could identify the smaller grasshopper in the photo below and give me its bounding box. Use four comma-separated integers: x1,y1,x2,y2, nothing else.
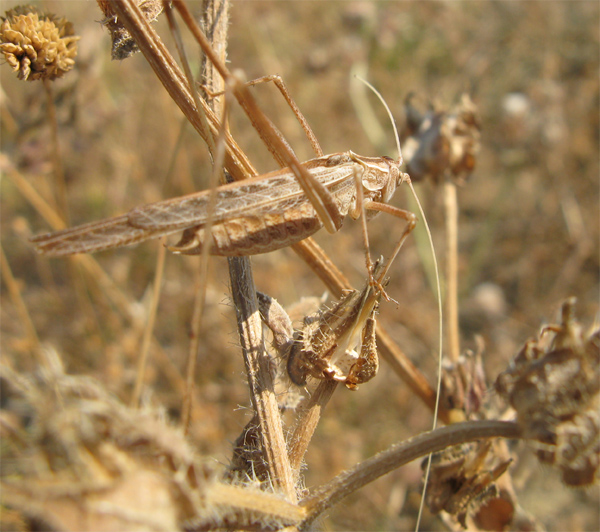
260,259,389,390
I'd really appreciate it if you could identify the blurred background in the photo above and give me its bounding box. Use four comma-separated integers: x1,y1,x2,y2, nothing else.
1,1,598,530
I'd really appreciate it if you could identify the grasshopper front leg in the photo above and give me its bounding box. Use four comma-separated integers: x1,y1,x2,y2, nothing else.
344,307,379,390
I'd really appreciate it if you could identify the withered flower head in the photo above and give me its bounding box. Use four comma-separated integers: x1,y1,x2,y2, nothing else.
403,93,481,185
0,5,79,81
495,298,600,487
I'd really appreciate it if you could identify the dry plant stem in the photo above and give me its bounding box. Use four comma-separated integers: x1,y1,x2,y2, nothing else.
131,240,167,408
299,420,522,527
198,0,295,499
206,483,306,526
109,0,256,182
229,257,297,502
0,245,42,361
200,0,229,101
444,180,460,362
287,380,338,477
43,79,69,224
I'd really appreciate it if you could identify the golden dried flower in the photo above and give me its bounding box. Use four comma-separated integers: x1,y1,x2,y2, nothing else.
0,5,79,81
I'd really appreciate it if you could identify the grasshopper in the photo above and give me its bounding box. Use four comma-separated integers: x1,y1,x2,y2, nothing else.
260,259,390,390
30,153,411,258
30,1,416,278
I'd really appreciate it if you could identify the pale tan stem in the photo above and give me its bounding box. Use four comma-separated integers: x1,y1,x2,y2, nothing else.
444,180,460,362
200,0,295,499
131,241,167,408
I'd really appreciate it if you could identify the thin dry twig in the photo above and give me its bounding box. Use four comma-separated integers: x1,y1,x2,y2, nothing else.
228,257,297,500
287,380,338,478
171,0,296,498
131,239,167,408
0,244,42,359
444,180,460,362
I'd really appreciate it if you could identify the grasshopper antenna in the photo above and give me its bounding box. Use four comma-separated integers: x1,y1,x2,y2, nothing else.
355,76,444,532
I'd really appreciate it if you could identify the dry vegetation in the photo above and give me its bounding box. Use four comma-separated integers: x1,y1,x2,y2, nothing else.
1,1,598,531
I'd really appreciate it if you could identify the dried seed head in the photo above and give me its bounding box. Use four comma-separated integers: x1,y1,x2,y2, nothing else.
439,344,488,423
97,0,163,60
402,93,481,184
423,440,513,529
495,298,600,486
0,5,79,81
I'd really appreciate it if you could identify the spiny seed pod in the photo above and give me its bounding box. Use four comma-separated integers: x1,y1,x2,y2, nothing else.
495,298,600,487
0,5,79,81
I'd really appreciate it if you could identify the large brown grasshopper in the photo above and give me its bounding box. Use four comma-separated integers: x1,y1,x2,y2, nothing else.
29,3,415,270
30,0,417,297
30,152,410,258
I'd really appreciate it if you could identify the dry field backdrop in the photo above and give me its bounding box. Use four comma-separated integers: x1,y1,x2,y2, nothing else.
1,1,598,530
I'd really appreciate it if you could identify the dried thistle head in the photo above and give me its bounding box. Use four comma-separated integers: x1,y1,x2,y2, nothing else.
495,298,600,487
0,5,79,81
403,93,481,184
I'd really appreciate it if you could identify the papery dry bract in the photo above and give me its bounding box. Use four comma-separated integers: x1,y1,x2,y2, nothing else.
495,298,600,487
0,5,79,81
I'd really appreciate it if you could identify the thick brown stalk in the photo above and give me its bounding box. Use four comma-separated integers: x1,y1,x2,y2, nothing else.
299,420,522,528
